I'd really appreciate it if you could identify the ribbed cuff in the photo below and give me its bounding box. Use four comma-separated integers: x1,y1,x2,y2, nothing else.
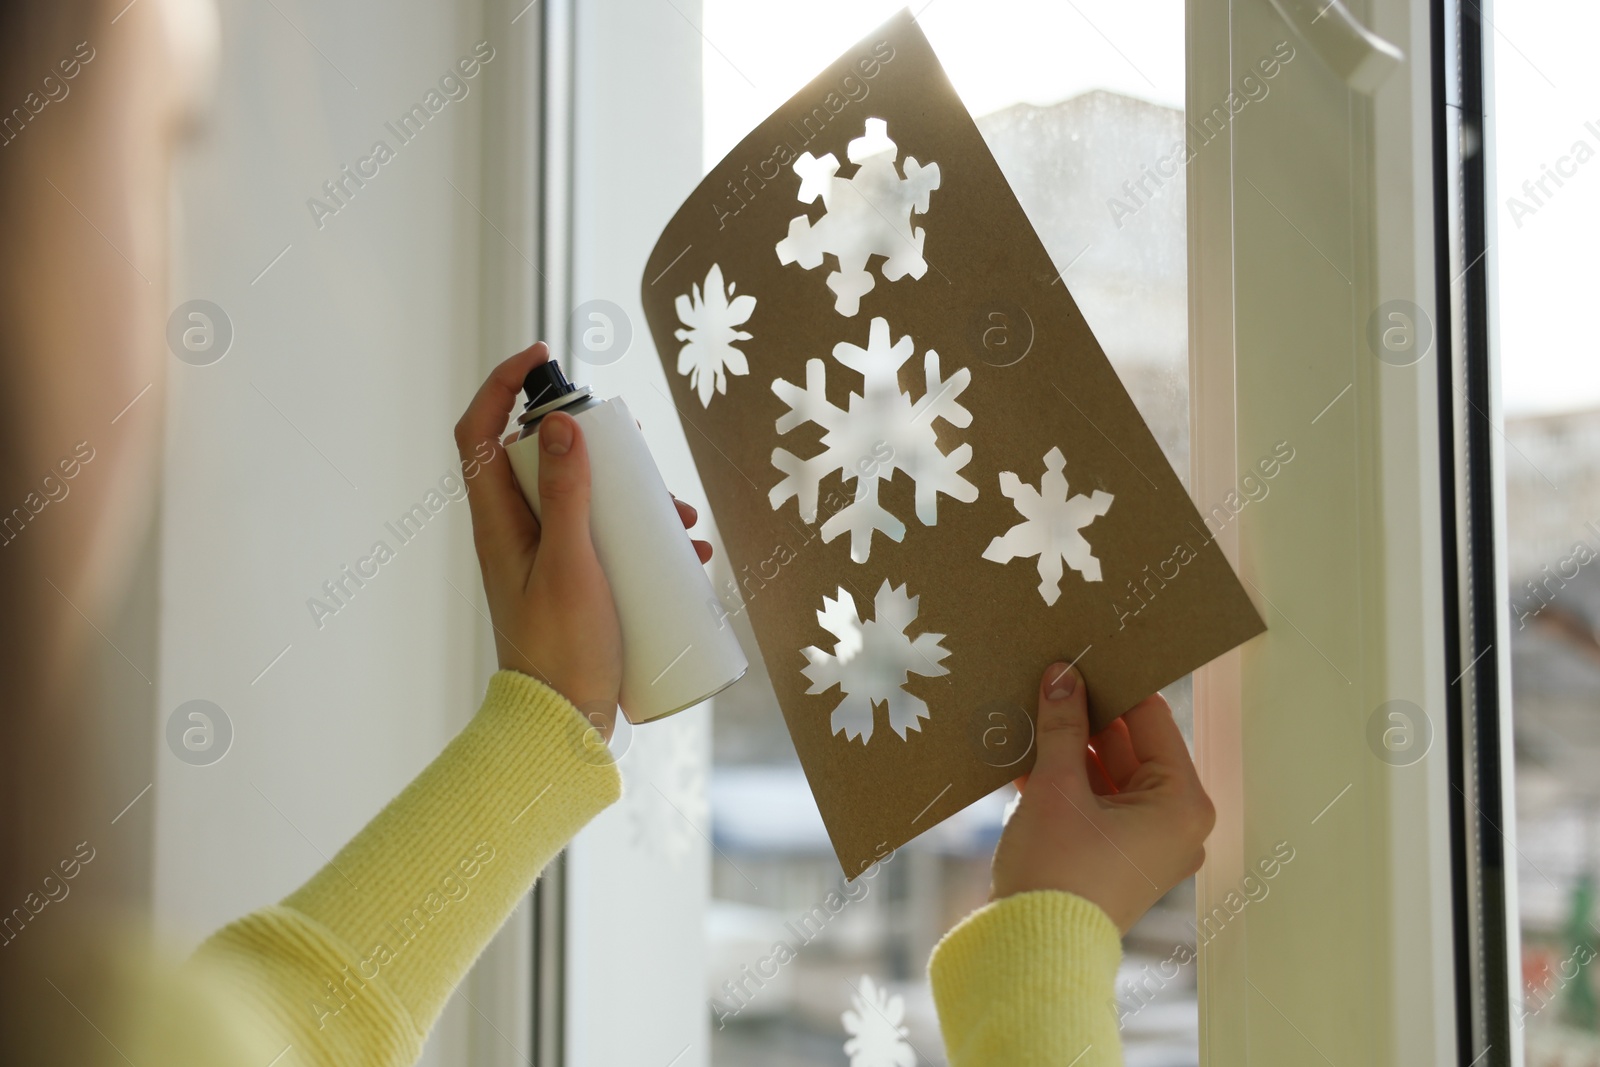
199,904,424,1067
930,891,1123,1067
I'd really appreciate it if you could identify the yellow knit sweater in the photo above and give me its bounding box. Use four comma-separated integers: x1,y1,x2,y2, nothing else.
114,671,1124,1066
929,890,1124,1066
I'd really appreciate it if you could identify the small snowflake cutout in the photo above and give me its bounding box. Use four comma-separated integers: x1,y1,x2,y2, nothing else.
674,263,755,407
842,975,917,1067
982,447,1114,605
802,581,949,744
775,118,940,316
770,316,977,563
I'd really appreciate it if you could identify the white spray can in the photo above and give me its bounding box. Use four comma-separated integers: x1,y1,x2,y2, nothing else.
503,359,748,724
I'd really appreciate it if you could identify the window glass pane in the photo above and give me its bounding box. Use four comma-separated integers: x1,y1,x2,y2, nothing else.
1496,3,1600,1060
698,4,1194,1063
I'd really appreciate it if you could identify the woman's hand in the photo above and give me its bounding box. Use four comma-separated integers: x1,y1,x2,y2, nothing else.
989,664,1216,933
454,343,711,738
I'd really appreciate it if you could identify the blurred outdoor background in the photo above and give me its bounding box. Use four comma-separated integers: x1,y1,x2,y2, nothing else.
1492,2,1600,1062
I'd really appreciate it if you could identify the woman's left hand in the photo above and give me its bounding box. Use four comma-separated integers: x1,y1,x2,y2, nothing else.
988,663,1214,932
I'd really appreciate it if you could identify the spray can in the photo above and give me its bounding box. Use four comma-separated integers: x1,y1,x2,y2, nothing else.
503,359,748,724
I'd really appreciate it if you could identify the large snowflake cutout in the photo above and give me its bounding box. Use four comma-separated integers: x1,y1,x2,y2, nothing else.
842,975,917,1067
775,118,940,317
982,446,1114,605
674,263,755,408
770,316,976,563
802,581,949,745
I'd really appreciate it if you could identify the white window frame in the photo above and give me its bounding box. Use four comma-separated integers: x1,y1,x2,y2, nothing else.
534,2,715,1066
542,0,1523,1064
1189,0,1518,1063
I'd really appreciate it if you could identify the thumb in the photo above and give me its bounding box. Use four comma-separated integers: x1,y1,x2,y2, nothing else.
535,412,594,557
1028,662,1091,792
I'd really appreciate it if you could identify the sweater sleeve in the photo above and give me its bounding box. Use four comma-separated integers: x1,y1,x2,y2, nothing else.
928,890,1125,1067
192,671,621,1067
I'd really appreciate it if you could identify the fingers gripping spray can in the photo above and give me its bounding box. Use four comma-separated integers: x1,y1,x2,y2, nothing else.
503,359,748,723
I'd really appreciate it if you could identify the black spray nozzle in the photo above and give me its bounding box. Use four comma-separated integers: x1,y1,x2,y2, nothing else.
521,358,579,412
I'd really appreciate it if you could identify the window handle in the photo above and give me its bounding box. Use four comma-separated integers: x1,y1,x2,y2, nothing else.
1269,0,1405,92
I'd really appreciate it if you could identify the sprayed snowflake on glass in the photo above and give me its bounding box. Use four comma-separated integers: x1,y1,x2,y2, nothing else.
842,975,917,1067
623,714,707,866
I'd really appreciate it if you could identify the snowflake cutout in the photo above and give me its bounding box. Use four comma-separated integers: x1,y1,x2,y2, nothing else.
982,446,1114,605
842,975,917,1067
770,316,977,563
674,263,756,408
802,581,949,744
775,118,940,317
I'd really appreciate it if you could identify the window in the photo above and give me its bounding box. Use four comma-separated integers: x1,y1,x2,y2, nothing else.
1494,2,1600,1060
696,4,1196,1063
561,1,1489,1064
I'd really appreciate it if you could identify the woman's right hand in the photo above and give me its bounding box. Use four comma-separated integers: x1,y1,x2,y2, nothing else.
453,343,709,738
988,664,1216,932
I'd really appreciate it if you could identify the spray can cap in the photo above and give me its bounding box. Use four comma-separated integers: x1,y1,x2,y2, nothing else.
518,358,591,425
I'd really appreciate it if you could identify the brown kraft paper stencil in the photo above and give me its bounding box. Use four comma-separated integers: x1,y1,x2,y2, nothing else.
638,9,1265,876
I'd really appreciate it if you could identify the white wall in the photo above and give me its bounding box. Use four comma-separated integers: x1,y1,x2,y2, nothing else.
155,0,531,1061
